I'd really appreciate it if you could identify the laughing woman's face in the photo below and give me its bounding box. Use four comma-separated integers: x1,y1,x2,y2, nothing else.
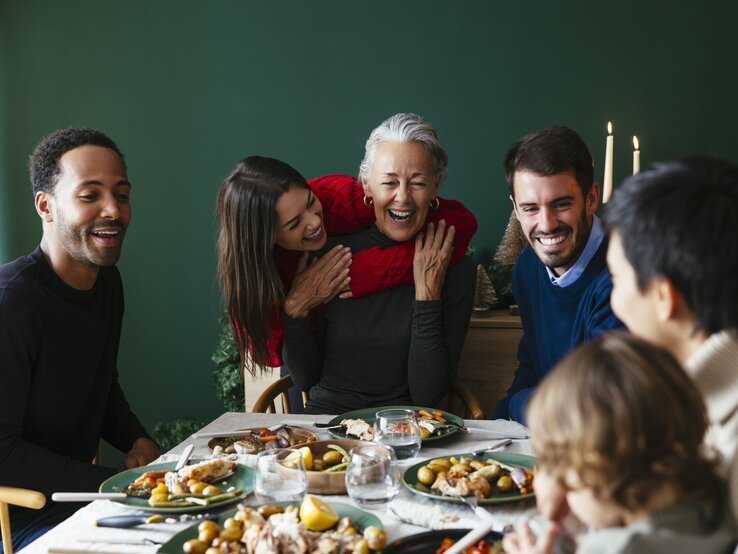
274,184,327,251
362,140,439,242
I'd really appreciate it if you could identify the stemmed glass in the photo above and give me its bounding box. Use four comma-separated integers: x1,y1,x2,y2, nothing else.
345,443,401,509
254,448,307,503
372,408,422,460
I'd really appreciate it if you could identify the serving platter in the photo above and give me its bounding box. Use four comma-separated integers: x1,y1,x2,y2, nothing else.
207,425,318,453
99,461,252,513
327,405,464,443
383,528,503,553
157,501,383,553
403,451,536,505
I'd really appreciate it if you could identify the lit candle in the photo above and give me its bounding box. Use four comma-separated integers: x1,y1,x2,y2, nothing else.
632,136,640,175
603,122,614,203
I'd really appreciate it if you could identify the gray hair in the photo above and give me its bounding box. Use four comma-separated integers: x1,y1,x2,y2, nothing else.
358,113,448,185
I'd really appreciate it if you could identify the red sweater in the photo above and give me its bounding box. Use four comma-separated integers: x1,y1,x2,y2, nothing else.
260,174,478,367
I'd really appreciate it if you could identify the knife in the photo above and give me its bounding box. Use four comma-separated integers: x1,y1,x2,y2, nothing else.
95,513,218,528
175,444,194,471
51,492,127,502
192,423,284,439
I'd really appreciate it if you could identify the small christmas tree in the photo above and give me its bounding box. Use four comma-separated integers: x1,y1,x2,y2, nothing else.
494,210,527,265
473,264,498,313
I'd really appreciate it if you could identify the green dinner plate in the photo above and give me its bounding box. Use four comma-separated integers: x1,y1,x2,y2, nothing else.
157,501,383,553
403,451,536,505
327,405,464,443
99,461,253,513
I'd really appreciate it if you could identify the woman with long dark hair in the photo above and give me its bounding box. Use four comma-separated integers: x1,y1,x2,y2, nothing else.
216,151,476,379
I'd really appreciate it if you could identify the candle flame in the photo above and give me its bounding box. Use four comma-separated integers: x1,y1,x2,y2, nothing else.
607,121,612,135
633,136,639,150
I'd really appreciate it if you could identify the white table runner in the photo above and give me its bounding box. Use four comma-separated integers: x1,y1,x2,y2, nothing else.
23,412,533,553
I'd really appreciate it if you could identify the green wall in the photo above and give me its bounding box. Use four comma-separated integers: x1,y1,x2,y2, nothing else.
2,1,737,459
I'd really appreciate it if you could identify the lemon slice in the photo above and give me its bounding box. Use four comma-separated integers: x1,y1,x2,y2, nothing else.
284,446,313,471
299,494,338,531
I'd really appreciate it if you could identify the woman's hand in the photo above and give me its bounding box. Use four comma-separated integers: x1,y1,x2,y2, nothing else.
284,245,352,318
413,220,455,301
502,517,559,554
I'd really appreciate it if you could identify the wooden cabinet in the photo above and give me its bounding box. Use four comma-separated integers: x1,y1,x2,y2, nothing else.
457,310,522,418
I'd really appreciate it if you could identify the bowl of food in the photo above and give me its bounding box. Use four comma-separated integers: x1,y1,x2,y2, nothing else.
279,439,366,495
207,425,318,455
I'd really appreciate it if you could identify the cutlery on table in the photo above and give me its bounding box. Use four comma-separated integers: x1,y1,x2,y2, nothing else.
174,443,194,470
311,422,344,430
464,426,528,439
471,438,513,455
455,493,496,523
166,443,195,490
51,492,127,502
192,423,284,439
95,513,217,528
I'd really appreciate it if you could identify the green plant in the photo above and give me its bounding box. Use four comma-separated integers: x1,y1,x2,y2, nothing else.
211,316,245,412
487,262,515,308
152,417,210,453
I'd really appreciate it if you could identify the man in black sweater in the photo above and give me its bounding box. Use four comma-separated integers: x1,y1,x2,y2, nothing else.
0,128,159,551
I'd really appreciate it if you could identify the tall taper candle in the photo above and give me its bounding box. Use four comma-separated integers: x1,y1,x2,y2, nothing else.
603,122,614,203
633,136,640,175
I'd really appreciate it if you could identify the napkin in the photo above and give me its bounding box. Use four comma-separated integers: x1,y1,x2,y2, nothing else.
387,490,532,533
464,419,530,439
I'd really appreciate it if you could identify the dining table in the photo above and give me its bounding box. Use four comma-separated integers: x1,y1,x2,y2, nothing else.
21,411,534,553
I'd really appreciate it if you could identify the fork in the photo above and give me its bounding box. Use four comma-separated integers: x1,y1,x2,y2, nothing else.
456,493,495,523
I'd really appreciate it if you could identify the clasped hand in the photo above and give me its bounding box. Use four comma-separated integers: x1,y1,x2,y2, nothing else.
284,245,352,318
413,220,455,301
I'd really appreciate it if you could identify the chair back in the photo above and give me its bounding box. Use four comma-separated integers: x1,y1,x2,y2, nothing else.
0,486,46,554
251,374,309,413
446,382,486,420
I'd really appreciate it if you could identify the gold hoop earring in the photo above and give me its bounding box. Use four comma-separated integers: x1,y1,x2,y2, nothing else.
363,195,373,207
429,197,440,210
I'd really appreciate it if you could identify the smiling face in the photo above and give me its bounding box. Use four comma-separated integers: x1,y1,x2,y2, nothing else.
274,184,327,251
362,140,439,242
512,170,598,276
37,145,131,288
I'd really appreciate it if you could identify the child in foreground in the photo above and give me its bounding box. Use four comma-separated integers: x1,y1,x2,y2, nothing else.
503,332,736,554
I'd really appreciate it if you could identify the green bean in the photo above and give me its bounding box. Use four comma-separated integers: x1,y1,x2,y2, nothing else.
324,462,348,473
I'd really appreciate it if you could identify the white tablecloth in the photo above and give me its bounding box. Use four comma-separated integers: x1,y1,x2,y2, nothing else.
22,412,534,553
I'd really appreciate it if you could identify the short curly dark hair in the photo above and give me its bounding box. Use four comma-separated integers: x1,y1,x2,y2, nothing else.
28,127,126,195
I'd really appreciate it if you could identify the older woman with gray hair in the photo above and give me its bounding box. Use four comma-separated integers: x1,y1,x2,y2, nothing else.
282,113,477,414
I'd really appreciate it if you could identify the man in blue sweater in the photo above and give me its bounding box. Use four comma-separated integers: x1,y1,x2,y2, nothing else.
493,126,621,422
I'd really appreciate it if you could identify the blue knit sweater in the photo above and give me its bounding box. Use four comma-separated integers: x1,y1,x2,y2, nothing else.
493,238,622,422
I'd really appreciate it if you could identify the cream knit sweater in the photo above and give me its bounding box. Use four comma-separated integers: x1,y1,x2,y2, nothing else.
685,330,738,520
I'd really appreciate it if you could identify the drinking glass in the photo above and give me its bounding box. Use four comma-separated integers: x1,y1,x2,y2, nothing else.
254,448,307,503
372,408,422,460
345,443,401,509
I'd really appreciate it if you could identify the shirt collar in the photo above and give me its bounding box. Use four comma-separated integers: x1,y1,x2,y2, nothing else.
545,215,605,288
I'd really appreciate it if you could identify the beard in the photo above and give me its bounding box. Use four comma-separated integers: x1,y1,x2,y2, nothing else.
529,210,591,272
55,212,126,268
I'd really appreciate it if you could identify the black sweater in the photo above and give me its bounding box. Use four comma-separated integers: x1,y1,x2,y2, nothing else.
0,247,150,500
282,225,475,415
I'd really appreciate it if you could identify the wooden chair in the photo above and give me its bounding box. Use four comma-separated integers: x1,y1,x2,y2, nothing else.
251,374,309,414
251,375,485,419
445,381,485,420
0,486,46,554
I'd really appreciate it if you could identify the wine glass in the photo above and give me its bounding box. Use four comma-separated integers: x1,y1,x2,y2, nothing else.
372,408,422,460
345,443,401,509
254,448,307,503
